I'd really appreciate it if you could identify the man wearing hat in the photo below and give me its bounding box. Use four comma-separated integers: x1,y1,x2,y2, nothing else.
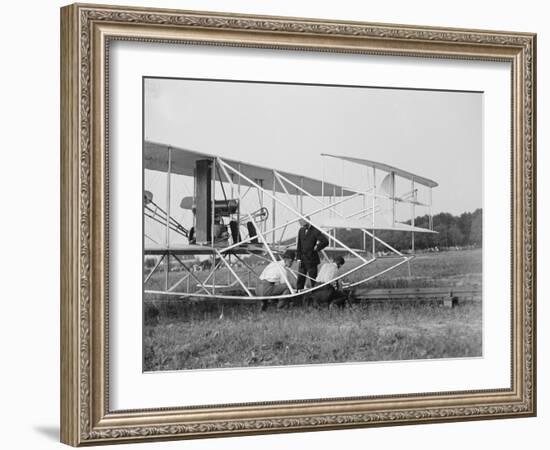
256,250,296,310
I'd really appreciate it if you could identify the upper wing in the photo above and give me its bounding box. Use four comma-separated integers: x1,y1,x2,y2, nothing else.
145,141,355,197
321,153,438,188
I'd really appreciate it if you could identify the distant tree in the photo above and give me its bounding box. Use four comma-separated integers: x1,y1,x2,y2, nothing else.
448,224,465,247
337,229,362,249
433,224,448,248
334,209,483,251
457,212,472,245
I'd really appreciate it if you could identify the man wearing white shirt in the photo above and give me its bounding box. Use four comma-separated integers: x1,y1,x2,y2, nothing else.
256,250,295,310
316,258,341,285
308,256,346,307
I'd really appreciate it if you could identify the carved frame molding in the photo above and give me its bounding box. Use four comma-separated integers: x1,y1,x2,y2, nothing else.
60,3,536,446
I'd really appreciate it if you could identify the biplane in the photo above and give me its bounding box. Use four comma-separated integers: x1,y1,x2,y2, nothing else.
143,141,438,301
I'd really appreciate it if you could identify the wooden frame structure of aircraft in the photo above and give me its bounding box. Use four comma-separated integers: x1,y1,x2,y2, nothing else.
143,141,438,301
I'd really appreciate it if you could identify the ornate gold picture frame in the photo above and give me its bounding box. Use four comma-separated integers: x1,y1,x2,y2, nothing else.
60,3,536,446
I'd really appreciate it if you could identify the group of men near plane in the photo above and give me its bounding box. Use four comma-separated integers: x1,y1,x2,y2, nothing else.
256,217,346,310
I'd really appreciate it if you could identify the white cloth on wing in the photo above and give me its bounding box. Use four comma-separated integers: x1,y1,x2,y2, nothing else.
259,260,290,284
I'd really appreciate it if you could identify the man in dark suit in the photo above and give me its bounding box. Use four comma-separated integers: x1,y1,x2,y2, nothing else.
296,216,329,291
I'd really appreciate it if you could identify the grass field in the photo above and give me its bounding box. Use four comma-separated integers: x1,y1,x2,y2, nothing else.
143,248,482,371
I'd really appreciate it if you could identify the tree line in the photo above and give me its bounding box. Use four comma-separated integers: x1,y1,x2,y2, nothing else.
336,208,482,252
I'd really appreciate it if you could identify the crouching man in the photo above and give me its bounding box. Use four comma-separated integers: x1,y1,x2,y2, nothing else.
308,256,346,308
256,250,295,311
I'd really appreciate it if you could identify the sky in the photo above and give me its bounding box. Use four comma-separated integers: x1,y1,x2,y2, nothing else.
143,77,482,244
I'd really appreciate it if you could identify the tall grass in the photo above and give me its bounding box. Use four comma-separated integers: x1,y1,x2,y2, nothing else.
143,249,483,371
144,302,482,371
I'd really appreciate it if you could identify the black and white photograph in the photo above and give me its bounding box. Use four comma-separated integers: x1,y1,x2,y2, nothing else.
142,77,483,372
0,0,544,447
